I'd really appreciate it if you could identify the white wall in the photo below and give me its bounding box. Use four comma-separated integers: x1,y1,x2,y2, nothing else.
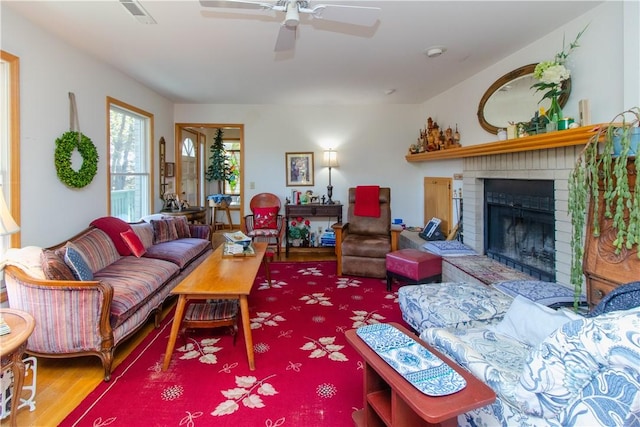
175,104,424,227
2,7,175,246
419,2,628,151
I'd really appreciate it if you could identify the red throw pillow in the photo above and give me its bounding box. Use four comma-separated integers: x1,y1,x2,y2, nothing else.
253,206,279,229
91,216,133,256
120,229,146,258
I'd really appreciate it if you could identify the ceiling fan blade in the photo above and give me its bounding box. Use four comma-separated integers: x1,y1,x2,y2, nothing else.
307,4,380,26
274,24,296,52
199,0,275,10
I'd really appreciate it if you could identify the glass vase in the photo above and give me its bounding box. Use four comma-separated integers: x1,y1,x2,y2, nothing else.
548,95,563,122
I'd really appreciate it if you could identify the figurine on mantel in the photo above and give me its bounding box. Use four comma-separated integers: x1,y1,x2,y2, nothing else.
409,117,462,154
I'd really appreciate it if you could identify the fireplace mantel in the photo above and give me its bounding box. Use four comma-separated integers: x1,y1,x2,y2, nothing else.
405,124,603,162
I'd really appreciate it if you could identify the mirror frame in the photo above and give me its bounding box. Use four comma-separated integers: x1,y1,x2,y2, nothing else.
477,63,571,134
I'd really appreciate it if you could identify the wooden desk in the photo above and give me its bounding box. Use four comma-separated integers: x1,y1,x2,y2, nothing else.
346,322,495,427
161,208,207,224
0,309,35,427
285,203,342,255
162,242,267,371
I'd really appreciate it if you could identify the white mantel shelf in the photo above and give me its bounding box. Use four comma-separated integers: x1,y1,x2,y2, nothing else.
405,124,604,162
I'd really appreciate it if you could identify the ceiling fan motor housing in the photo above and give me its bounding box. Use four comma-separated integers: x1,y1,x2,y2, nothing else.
284,0,302,27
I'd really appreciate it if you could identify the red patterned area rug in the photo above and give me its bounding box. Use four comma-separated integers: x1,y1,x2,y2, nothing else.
60,261,408,427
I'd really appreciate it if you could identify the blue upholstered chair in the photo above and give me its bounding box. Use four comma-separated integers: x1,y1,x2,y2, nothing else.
586,281,640,317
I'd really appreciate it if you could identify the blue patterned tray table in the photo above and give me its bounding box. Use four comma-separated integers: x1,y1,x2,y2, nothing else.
356,323,466,396
346,322,496,427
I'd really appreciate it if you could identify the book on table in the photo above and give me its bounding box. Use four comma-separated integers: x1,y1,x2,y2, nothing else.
224,231,252,245
0,317,10,336
222,242,256,257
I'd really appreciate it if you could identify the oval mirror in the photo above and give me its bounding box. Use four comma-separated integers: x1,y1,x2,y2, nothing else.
477,63,571,134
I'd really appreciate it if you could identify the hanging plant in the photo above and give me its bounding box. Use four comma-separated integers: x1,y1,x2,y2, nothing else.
568,107,640,309
54,131,99,188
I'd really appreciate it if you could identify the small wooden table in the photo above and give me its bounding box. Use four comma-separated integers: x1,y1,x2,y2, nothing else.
346,322,495,427
285,203,342,255
162,242,267,371
0,309,35,427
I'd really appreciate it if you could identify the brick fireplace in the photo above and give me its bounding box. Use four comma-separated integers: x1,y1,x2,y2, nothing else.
461,145,583,286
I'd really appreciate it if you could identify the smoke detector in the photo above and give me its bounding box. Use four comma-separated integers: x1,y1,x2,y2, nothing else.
425,46,446,58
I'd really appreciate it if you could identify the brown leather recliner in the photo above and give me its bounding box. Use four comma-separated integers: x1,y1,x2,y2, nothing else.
333,187,400,278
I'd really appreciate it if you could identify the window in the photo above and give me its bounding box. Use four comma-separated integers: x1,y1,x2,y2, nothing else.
108,97,153,221
181,135,198,206
224,141,241,195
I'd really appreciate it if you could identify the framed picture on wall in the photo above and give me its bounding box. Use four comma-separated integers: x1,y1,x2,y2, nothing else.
165,162,175,177
285,152,314,186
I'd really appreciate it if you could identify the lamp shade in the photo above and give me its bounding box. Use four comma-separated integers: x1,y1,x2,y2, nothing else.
322,149,339,168
0,186,20,236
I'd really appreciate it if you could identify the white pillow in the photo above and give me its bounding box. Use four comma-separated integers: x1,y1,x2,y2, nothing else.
139,213,166,223
490,295,575,347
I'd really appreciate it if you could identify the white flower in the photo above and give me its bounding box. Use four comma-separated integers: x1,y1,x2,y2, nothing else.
539,64,570,86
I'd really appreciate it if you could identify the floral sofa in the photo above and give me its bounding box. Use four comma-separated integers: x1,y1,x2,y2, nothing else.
3,215,213,381
398,280,583,335
418,284,640,426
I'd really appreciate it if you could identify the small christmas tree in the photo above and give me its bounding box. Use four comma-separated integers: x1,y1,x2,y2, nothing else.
205,128,230,193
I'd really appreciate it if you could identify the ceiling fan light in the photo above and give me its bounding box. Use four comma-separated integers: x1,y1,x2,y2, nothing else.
284,2,300,27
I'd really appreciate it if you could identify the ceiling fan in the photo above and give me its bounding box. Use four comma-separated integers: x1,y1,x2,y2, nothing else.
199,0,381,52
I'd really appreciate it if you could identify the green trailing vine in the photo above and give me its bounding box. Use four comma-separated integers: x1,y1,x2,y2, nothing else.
569,107,640,309
55,131,99,188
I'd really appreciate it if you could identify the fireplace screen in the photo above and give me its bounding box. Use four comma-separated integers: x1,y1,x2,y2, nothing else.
484,179,555,282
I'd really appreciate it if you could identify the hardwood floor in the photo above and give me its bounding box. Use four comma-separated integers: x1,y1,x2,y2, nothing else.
6,250,334,427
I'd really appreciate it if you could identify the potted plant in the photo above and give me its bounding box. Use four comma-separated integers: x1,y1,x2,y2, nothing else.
568,107,640,309
289,217,311,247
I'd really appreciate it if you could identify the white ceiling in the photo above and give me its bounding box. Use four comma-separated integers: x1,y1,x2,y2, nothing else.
4,0,603,105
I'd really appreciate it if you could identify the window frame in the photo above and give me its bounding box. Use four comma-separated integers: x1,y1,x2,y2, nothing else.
1,51,20,249
106,97,154,220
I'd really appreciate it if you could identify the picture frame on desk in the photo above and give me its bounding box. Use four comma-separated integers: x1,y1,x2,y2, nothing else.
285,152,314,186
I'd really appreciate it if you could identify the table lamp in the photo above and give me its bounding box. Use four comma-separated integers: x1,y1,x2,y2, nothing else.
322,149,339,204
0,185,20,236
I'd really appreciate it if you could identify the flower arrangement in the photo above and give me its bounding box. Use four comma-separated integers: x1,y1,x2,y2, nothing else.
289,217,311,242
531,26,588,122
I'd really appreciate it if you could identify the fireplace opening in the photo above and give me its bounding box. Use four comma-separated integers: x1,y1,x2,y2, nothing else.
484,179,555,282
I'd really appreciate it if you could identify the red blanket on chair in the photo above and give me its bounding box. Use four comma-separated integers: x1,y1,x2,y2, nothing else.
354,185,380,217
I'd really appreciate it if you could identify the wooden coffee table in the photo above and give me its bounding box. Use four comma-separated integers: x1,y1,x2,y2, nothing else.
346,322,495,427
162,242,267,371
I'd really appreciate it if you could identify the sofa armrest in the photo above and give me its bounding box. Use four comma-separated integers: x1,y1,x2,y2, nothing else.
390,226,402,251
4,265,114,355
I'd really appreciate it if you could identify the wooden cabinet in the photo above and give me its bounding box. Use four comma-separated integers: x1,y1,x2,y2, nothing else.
583,158,639,307
424,177,452,235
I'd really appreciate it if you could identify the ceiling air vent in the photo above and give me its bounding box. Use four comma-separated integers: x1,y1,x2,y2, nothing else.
119,0,157,24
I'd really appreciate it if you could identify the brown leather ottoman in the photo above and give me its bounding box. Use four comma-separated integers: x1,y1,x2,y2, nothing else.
385,249,442,291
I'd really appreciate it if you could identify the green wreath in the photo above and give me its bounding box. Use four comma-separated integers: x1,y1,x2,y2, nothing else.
55,131,99,188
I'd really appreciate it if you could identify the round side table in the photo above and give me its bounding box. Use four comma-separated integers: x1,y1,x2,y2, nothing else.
0,309,35,427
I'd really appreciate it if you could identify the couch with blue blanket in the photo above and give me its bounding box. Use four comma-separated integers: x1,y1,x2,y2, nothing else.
419,283,640,426
398,279,583,335
3,215,213,381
